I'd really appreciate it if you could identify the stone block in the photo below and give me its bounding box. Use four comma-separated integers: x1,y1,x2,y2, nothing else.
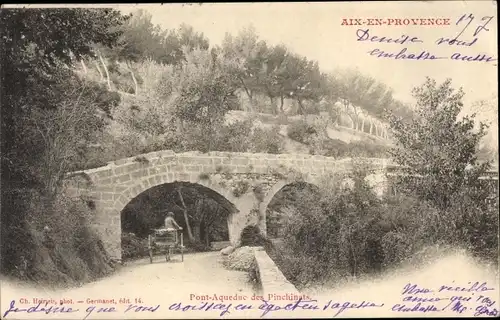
220,246,235,255
96,169,113,179
114,174,131,184
232,158,249,166
185,165,202,172
101,193,114,201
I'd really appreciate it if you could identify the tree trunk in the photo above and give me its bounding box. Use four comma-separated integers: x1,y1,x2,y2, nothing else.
95,61,104,81
177,188,195,242
297,98,305,115
204,223,210,247
269,96,277,115
98,51,112,91
369,120,373,134
280,93,285,113
126,60,139,95
80,60,88,74
239,77,253,112
193,223,201,243
361,118,365,133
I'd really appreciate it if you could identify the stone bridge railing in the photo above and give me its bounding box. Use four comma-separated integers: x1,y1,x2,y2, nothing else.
253,247,301,296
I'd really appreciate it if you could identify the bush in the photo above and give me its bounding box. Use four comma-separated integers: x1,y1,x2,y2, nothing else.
268,168,498,290
213,120,253,152
121,233,149,260
240,225,271,247
7,193,117,286
250,126,284,154
287,120,317,144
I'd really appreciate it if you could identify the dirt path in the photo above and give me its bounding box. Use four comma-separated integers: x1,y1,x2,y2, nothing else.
1,252,260,319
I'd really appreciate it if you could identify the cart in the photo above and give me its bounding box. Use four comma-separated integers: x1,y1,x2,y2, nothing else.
148,228,184,263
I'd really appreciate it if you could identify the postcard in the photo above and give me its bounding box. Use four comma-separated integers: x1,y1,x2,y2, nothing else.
0,1,498,319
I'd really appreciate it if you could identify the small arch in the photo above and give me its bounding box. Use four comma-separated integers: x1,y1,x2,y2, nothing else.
260,179,320,238
259,175,319,215
266,181,321,238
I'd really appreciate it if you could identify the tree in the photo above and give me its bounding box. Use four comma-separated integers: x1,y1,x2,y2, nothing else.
0,8,126,274
465,95,498,163
172,48,240,152
262,44,289,113
387,77,490,210
155,23,210,65
221,26,269,110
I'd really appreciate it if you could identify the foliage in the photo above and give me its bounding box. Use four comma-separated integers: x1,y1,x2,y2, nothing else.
387,77,491,210
0,8,126,278
249,125,284,154
121,233,149,260
232,180,251,198
240,225,270,247
267,79,498,289
11,194,116,285
266,169,385,288
287,120,317,144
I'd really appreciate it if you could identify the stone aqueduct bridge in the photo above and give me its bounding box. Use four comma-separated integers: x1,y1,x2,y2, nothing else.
65,150,397,261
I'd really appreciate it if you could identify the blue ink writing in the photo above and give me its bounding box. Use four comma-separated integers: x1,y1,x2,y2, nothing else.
450,53,496,63
124,304,160,313
474,16,494,37
169,301,232,316
2,300,79,318
84,305,117,320
258,298,319,317
403,296,444,303
474,305,499,317
367,48,444,61
235,303,253,311
476,296,496,307
322,300,384,317
356,29,423,45
438,281,495,293
450,295,472,303
455,14,475,39
451,301,467,314
402,283,433,295
435,37,478,46
392,303,440,313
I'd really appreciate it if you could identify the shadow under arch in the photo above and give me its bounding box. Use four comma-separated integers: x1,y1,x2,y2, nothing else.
103,172,244,261
113,173,241,214
260,180,321,238
120,180,239,259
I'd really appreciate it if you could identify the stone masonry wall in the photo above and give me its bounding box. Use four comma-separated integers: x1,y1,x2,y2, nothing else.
253,247,301,295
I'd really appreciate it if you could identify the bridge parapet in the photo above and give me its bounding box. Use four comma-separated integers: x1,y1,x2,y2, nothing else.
65,150,395,186
253,247,301,296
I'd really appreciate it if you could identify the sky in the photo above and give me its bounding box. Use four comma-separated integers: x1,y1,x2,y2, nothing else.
114,1,498,107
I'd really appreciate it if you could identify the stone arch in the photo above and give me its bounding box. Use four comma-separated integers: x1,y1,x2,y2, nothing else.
259,177,320,237
112,173,240,214
101,172,243,261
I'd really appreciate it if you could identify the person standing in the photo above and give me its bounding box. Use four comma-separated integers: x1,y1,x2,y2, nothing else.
163,212,182,261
